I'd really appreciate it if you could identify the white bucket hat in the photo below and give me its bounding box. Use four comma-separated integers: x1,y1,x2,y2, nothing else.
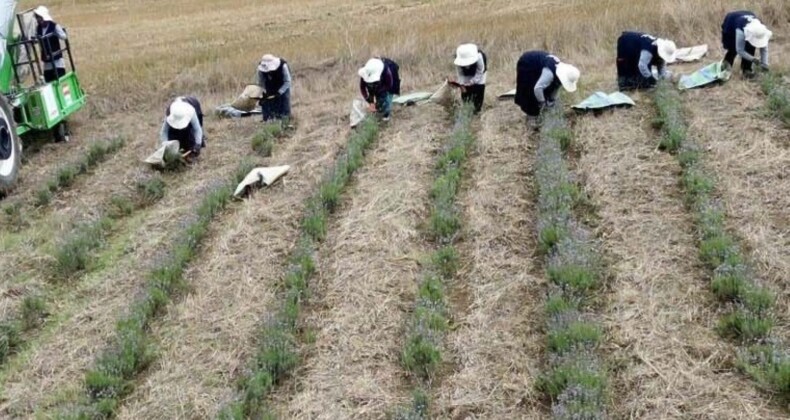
166,100,196,130
454,43,479,67
258,54,281,73
33,5,53,21
744,20,772,49
655,38,677,63
358,58,385,83
555,62,580,92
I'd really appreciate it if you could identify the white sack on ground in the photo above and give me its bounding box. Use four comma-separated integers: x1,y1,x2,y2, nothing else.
350,99,368,127
230,85,265,111
144,140,180,167
429,81,454,106
215,104,262,119
393,91,433,106
234,165,291,197
498,88,516,100
673,44,708,63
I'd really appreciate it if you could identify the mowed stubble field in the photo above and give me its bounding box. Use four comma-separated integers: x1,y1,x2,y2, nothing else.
0,0,788,418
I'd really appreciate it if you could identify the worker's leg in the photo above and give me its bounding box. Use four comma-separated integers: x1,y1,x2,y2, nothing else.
43,69,57,82
275,90,291,120
742,44,756,73
260,98,275,122
723,49,737,67
472,84,485,114
376,91,392,120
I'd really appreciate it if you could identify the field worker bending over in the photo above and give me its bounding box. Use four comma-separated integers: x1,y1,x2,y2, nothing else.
358,57,401,122
33,6,67,82
722,11,772,77
451,43,487,114
515,51,580,119
616,32,677,91
257,54,292,121
160,96,204,160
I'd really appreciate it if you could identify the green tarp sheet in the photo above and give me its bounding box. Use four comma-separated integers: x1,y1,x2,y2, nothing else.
678,61,731,90
572,91,635,111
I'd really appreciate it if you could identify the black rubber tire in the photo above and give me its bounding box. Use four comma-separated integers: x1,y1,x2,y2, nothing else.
0,96,21,195
54,122,69,143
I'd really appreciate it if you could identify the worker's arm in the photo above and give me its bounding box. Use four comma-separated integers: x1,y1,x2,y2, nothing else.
360,78,373,103
277,63,292,95
54,24,67,40
190,114,203,149
759,45,769,66
533,67,555,104
467,55,486,85
159,122,169,143
638,50,655,79
656,61,669,80
735,29,758,62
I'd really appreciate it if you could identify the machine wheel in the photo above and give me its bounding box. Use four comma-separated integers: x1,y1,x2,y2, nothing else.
54,122,70,143
0,96,21,195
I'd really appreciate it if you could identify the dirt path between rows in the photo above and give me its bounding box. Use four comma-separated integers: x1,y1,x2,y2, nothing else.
574,104,786,419
268,105,443,419
433,105,545,418
683,79,790,340
115,109,347,419
0,113,282,416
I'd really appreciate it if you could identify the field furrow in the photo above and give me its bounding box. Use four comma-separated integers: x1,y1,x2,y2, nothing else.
684,80,790,328
115,113,344,419
0,118,258,417
434,105,544,418
574,104,786,419
268,105,443,419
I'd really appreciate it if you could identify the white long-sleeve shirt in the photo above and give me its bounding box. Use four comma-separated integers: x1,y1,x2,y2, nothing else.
735,29,769,65
638,50,668,80
456,53,486,86
534,68,558,104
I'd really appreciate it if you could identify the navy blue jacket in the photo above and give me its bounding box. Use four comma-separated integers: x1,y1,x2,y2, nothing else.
515,51,560,116
722,10,755,50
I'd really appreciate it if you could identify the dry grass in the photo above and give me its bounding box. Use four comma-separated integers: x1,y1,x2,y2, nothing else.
0,0,788,416
683,78,790,339
574,104,787,419
433,105,545,418
114,109,344,419
266,105,443,418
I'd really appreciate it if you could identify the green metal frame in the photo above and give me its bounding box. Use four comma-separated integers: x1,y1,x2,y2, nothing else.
1,7,86,137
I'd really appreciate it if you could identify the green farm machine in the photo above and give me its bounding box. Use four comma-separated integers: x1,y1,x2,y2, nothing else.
0,1,86,193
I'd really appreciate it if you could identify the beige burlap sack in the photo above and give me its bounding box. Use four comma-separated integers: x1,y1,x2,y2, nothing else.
234,165,291,197
144,140,181,167
230,85,265,112
429,81,454,106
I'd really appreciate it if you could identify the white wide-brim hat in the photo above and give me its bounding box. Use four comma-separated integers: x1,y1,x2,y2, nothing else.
656,38,677,63
166,101,196,130
454,43,479,67
33,5,53,21
555,62,580,93
258,54,282,73
744,20,772,48
358,58,385,83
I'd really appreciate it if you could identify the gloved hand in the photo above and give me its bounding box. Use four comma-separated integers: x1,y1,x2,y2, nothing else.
760,62,770,72
545,100,556,108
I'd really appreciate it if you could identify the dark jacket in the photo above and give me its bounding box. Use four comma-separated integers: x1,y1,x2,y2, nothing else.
360,57,400,102
257,60,289,94
164,96,204,151
515,51,560,117
617,31,661,78
36,21,63,62
722,10,755,50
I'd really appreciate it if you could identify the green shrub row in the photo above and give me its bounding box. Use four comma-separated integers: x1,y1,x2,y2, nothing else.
534,106,607,419
35,137,126,206
251,120,289,157
63,161,253,418
653,81,790,397
0,176,166,371
394,104,475,419
218,117,380,419
760,73,790,128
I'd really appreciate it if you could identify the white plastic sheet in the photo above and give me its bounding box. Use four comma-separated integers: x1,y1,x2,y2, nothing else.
233,165,291,197
673,44,709,63
350,99,368,127
144,140,180,167
393,92,432,106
